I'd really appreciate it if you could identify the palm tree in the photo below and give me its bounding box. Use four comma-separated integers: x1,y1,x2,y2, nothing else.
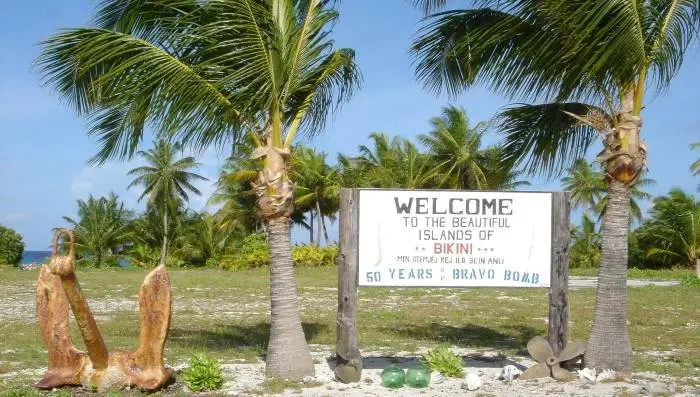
570,214,602,269
595,174,656,225
290,146,340,246
562,159,655,223
63,193,133,267
412,0,700,373
562,159,606,213
420,106,492,189
38,0,360,378
352,133,435,189
638,189,699,277
127,140,208,265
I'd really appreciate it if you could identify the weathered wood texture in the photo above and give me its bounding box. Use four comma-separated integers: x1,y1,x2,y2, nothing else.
335,188,362,383
548,192,571,356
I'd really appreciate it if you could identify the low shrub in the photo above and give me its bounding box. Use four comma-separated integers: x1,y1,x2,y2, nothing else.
220,233,338,270
420,347,464,378
181,353,225,392
0,224,24,267
222,233,270,271
292,244,338,267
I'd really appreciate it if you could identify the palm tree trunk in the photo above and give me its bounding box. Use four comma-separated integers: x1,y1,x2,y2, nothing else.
309,210,314,244
265,217,315,378
254,135,314,379
585,180,633,373
160,207,168,265
315,202,322,247
585,90,641,375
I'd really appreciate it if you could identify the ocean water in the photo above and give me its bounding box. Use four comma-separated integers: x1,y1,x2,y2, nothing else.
21,251,52,265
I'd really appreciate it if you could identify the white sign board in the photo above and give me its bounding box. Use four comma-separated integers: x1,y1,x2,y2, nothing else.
357,189,552,288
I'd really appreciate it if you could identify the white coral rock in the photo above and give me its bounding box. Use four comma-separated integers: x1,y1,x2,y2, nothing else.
577,367,597,382
596,369,616,382
461,372,482,391
497,365,522,382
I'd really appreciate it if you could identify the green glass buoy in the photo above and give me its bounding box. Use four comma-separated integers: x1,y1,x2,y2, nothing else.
405,365,430,388
380,364,405,388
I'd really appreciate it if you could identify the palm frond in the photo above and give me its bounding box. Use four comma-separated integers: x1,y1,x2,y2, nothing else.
498,102,604,177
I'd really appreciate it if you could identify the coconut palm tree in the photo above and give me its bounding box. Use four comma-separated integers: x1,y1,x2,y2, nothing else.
38,0,360,377
637,188,699,276
63,193,133,267
562,159,606,213
412,0,700,373
595,174,656,225
351,133,436,189
562,159,655,223
570,213,602,269
128,139,208,265
290,146,340,246
420,106,492,189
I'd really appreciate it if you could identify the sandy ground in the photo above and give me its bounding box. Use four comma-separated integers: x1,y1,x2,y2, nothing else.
200,345,698,396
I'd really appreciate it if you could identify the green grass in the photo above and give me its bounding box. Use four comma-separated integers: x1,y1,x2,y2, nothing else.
0,266,698,394
569,267,695,279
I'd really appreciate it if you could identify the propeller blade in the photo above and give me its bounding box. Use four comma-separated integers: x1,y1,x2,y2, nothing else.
551,364,576,382
556,340,586,363
127,264,174,389
35,266,86,388
519,362,551,380
527,336,553,363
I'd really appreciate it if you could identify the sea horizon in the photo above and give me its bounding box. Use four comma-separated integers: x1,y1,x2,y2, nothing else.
21,251,52,265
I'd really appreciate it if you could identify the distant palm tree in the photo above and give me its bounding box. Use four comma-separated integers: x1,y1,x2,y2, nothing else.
638,188,699,277
570,213,602,269
291,146,340,246
63,193,133,267
420,106,491,189
562,160,606,213
411,0,700,372
128,140,208,265
562,159,654,223
353,133,435,189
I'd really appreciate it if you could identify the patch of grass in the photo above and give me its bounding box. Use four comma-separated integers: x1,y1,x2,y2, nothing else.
1,266,698,385
420,347,464,377
570,267,695,279
679,275,700,287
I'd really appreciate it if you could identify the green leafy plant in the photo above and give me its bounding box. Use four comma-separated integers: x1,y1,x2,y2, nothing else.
420,347,464,377
181,353,225,392
292,245,339,267
0,224,24,267
224,233,270,271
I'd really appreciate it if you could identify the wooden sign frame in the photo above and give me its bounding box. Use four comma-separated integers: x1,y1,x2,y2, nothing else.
334,188,571,382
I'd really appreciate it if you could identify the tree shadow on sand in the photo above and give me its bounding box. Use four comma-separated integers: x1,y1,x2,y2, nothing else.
168,322,328,358
381,322,542,351
334,322,543,371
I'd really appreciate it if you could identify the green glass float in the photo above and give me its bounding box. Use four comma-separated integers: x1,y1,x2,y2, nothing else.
406,365,431,388
380,364,405,388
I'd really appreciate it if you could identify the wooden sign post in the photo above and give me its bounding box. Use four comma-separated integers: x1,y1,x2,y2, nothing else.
335,188,571,382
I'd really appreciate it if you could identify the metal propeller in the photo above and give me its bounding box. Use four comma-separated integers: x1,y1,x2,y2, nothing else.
520,336,586,382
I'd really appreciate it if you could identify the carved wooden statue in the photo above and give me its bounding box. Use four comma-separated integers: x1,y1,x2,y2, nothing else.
35,229,173,391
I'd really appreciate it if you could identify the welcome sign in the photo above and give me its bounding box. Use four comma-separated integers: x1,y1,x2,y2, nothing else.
357,189,553,288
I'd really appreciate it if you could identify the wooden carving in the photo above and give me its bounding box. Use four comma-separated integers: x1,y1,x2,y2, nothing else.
35,229,173,391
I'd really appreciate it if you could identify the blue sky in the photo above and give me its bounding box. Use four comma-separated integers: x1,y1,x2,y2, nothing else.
1,1,698,250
